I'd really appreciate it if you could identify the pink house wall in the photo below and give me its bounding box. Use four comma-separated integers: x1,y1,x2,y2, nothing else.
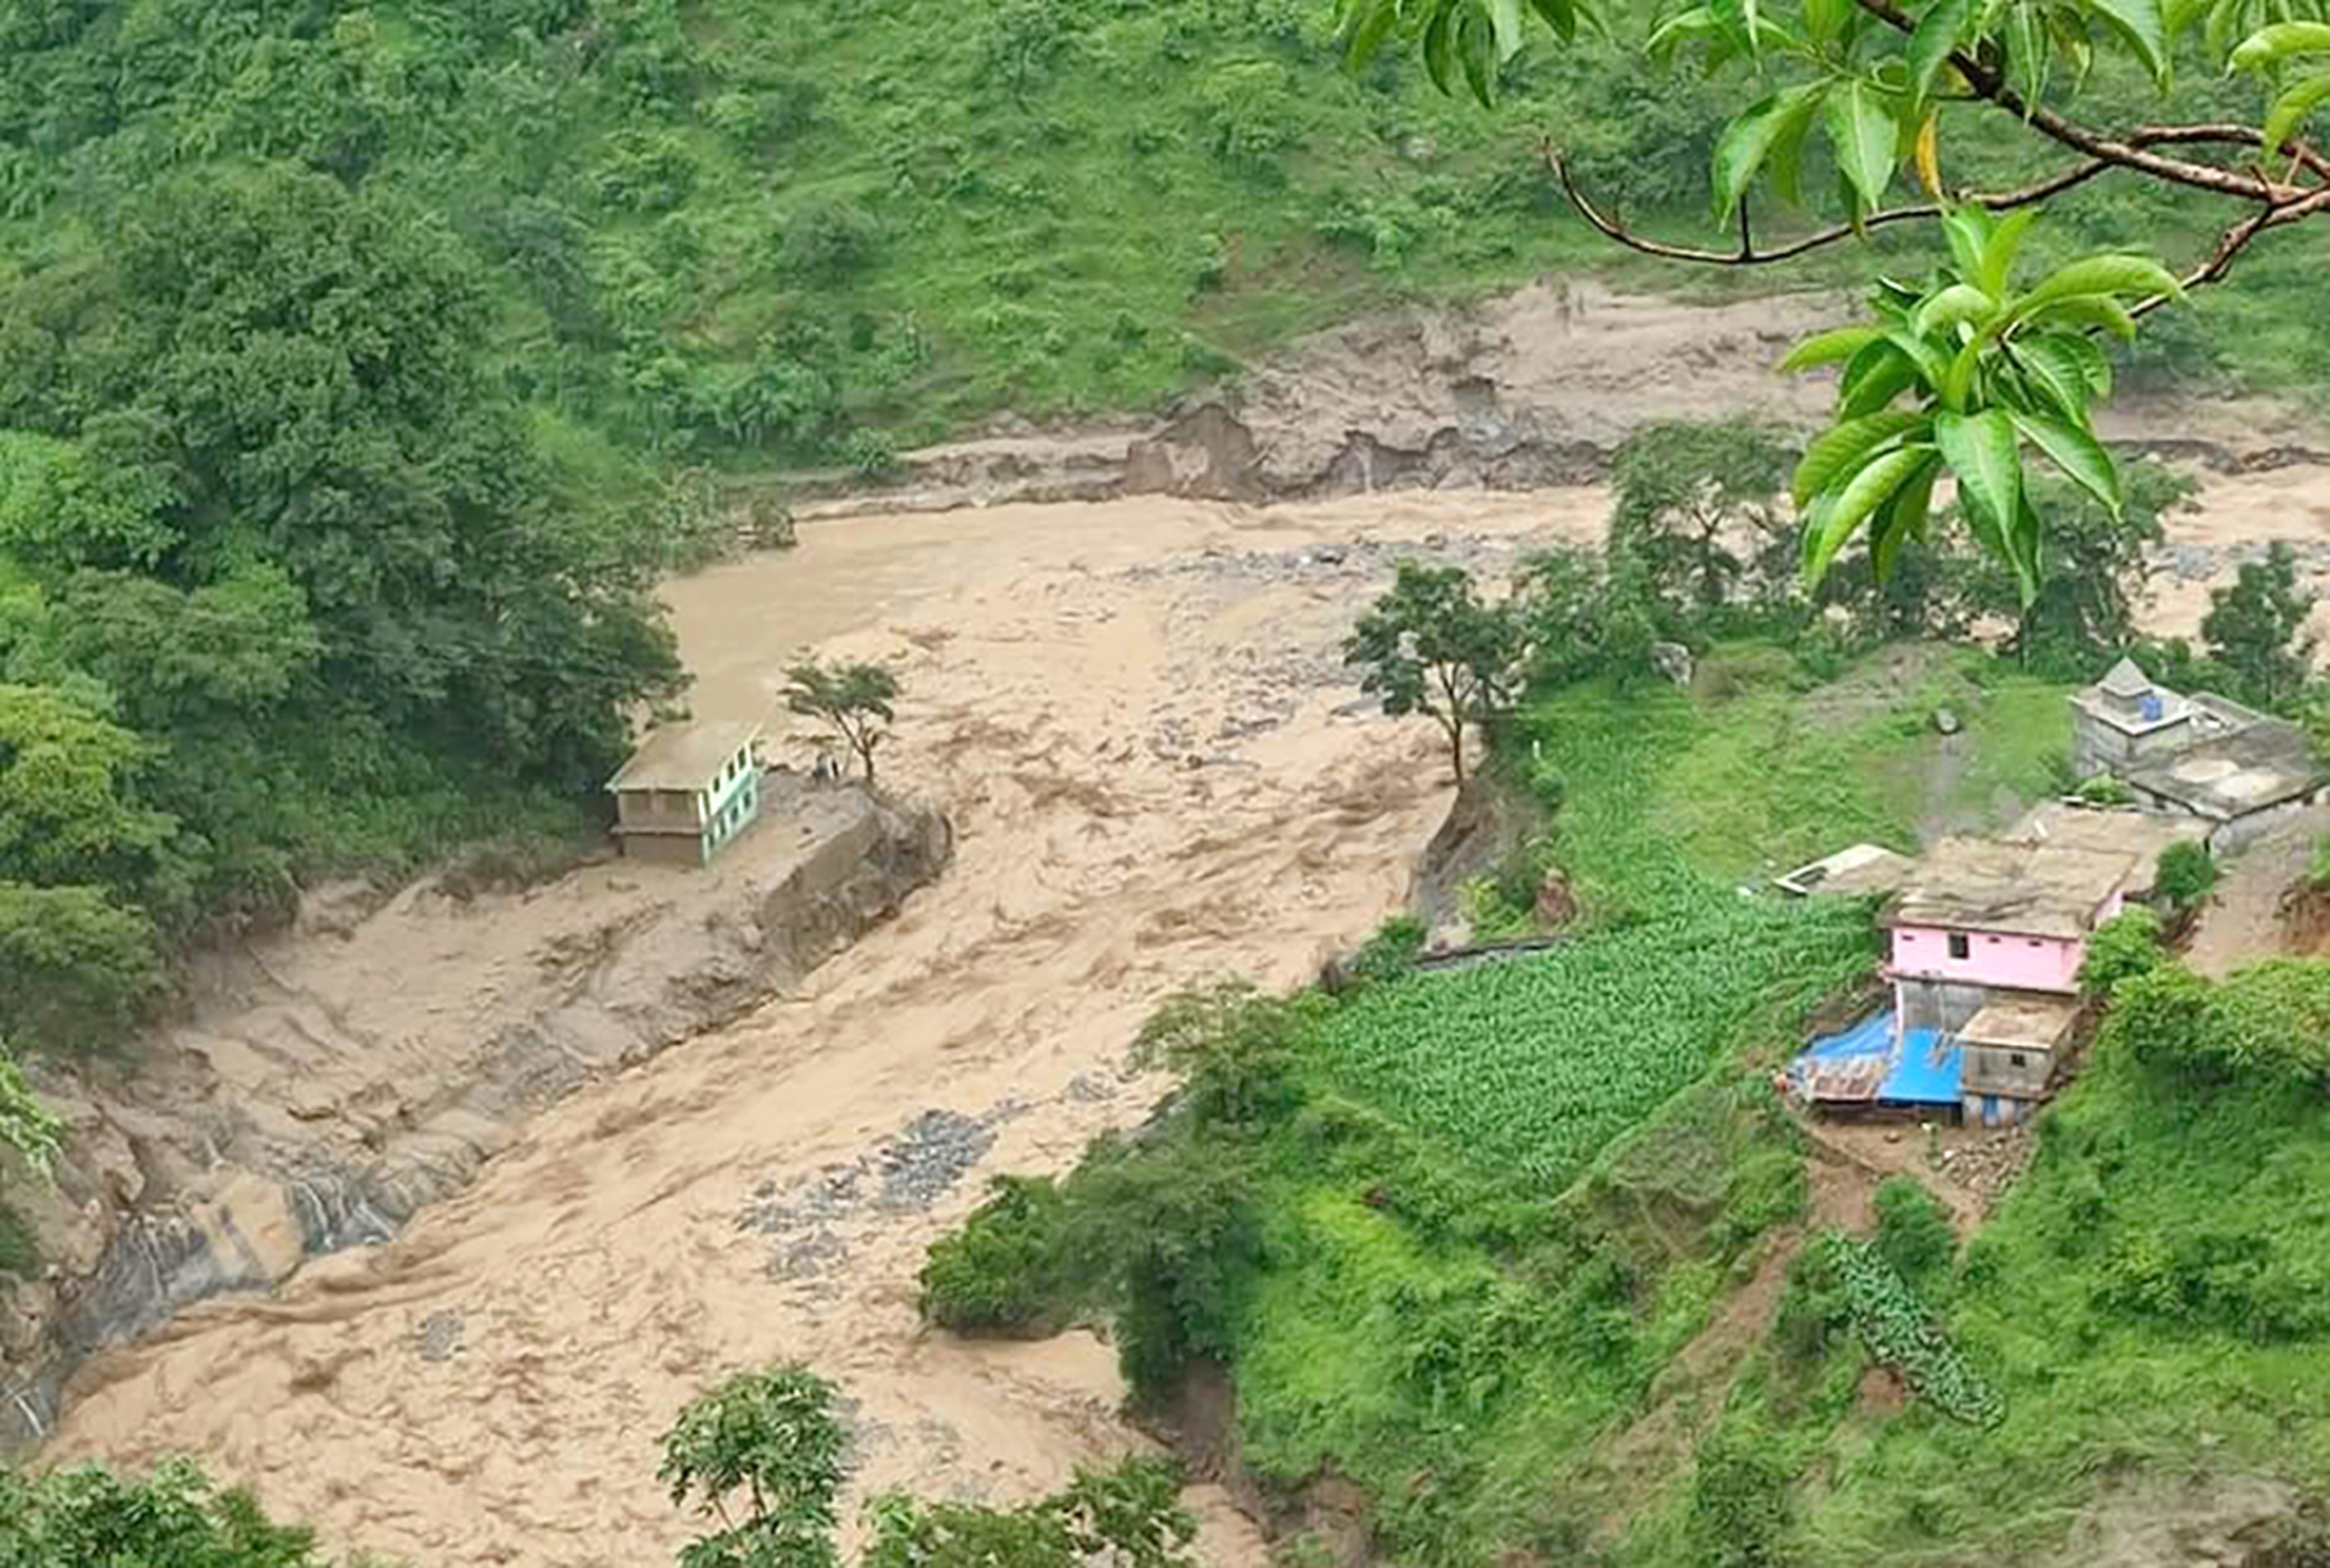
1889,925,2086,993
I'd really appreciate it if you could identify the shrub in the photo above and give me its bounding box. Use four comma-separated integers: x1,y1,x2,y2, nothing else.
1688,1420,1791,1568
1872,1177,1957,1289
2155,840,2218,913
1346,913,1426,984
2073,773,2134,806
0,882,164,1055
0,1196,35,1279
2108,959,2330,1085
844,427,900,480
2081,906,2166,996
918,1175,1078,1334
779,199,881,281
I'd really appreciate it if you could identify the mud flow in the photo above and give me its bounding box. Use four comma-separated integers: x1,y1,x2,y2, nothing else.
44,491,1603,1567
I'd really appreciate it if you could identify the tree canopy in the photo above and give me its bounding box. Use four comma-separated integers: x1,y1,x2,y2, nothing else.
0,164,681,1051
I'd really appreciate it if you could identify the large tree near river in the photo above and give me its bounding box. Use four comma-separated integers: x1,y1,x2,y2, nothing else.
1341,0,2330,597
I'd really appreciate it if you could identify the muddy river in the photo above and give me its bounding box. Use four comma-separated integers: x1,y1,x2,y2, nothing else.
44,489,1604,1567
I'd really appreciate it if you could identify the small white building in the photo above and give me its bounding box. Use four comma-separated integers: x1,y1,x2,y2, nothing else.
606,721,764,867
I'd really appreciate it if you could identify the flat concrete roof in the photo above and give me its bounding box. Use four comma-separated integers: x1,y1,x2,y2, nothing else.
2002,803,2209,895
1775,843,1918,899
2122,716,2324,821
607,721,762,793
1887,837,2137,940
1959,991,2081,1053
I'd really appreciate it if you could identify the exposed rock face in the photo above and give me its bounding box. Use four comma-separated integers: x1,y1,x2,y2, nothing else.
0,778,951,1449
788,280,2330,523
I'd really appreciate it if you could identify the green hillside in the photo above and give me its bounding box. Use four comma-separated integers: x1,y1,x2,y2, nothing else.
7,0,2324,490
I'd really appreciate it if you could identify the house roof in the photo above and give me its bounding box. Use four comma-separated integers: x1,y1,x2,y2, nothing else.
607,721,762,792
2098,656,2153,699
2000,803,2209,897
1959,992,2081,1053
1774,843,1919,899
1886,836,2138,940
2121,715,2326,822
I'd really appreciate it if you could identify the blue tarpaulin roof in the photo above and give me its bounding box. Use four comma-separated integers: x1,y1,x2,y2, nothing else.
1791,1009,1961,1107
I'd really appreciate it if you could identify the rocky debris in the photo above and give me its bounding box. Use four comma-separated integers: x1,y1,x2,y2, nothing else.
1932,706,1963,736
1,785,955,1454
1933,1123,2036,1211
738,1101,1022,1284
414,1311,463,1364
1651,641,1695,687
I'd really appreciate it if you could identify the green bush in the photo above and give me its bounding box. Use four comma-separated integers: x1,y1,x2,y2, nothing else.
2155,840,2218,913
1346,913,1426,983
779,199,881,281
2080,906,2166,996
917,1175,1079,1335
1872,1177,1956,1290
2108,959,2330,1085
2073,774,2134,805
1687,1420,1792,1568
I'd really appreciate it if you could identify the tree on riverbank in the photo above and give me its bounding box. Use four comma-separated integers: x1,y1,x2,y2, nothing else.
660,1362,1197,1568
785,660,902,784
1346,561,1523,784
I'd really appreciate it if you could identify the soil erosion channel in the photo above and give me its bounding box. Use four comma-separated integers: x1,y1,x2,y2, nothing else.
44,491,1601,1568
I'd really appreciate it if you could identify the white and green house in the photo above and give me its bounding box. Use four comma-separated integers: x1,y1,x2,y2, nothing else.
606,720,765,867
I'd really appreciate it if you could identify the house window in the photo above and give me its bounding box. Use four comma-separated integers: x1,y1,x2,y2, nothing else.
1947,932,1971,960
2009,1052,2029,1068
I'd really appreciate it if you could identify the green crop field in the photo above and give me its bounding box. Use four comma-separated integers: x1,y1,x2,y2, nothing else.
1316,899,1877,1188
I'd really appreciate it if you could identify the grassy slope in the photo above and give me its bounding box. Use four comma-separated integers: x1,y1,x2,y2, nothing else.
5,8,2323,488
1212,645,2077,1565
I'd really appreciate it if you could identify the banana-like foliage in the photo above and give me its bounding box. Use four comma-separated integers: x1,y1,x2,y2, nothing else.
1342,0,2330,593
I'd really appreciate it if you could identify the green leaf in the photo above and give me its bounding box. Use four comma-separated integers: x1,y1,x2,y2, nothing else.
1424,3,1459,95
1490,0,1528,59
2011,254,2182,319
1647,5,1719,63
1712,86,1827,218
1881,328,1951,389
2009,407,2124,515
1941,206,1992,285
1713,0,1764,59
2041,329,2113,396
1343,0,1402,66
2007,3,2052,108
1915,283,2001,337
1933,407,2023,562
1976,208,2039,296
1839,338,1921,416
2010,335,2098,419
1802,445,1933,584
1780,324,1883,372
2029,295,2141,338
2266,72,2330,150
1459,4,1498,103
1803,0,1855,45
2008,488,2045,605
2087,0,2172,83
1940,337,1984,410
2231,21,2330,72
1792,410,1928,506
1525,0,1589,42
1872,454,1942,582
1827,80,1903,214
1910,0,1977,101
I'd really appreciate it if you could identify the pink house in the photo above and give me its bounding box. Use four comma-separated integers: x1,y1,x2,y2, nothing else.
1885,837,2139,1123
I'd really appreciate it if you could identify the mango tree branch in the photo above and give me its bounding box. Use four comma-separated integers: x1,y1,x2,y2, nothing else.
1849,0,2305,203
1548,143,2115,266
